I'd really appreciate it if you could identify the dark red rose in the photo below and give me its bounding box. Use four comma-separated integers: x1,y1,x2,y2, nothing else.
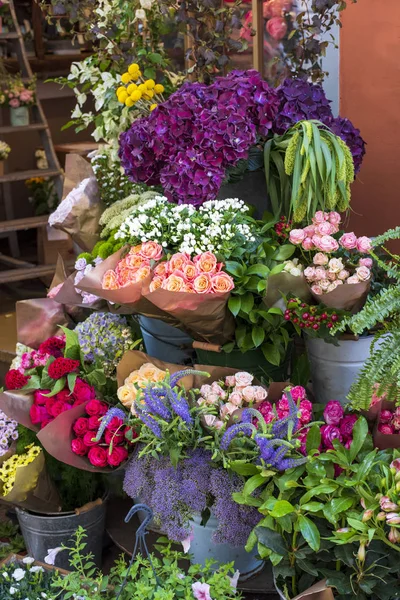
88,416,101,430
48,358,80,379
71,438,89,456
105,429,125,445
55,389,73,404
48,400,72,418
5,369,30,390
88,446,108,468
83,431,99,447
86,399,108,417
73,417,89,437
33,390,50,405
72,378,96,404
107,445,128,467
38,336,65,358
106,416,124,433
30,405,49,425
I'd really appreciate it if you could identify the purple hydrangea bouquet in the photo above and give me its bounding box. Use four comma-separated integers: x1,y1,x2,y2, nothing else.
119,70,365,207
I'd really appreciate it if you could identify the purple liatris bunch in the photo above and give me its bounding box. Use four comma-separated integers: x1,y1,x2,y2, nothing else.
75,312,140,375
0,410,18,456
123,447,261,545
119,70,280,206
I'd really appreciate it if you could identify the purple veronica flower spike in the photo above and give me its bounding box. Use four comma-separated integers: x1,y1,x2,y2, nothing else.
167,388,193,426
220,423,257,451
94,407,126,442
169,369,209,389
271,391,299,439
143,386,172,421
135,407,162,438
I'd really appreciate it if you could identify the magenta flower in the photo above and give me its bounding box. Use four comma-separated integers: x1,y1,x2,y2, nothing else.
323,400,344,426
339,414,358,441
321,425,343,450
379,410,393,424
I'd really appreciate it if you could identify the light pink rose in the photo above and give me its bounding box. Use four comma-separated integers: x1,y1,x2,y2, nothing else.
20,90,32,102
303,225,315,237
140,241,163,260
315,267,328,280
313,211,328,224
328,258,344,273
200,384,212,397
313,252,329,266
169,252,190,272
204,415,218,428
347,275,360,284
207,393,221,405
316,221,336,236
242,386,256,402
339,232,358,250
225,375,236,387
234,371,254,387
327,271,337,281
266,16,287,40
318,235,339,253
338,269,350,280
10,98,20,108
229,391,243,406
220,402,238,419
311,234,323,249
359,257,373,268
193,272,212,294
304,266,317,281
355,266,371,281
311,284,323,295
289,229,306,245
327,282,339,292
328,211,341,226
253,386,268,401
319,279,331,291
302,237,315,250
211,381,226,399
357,236,372,253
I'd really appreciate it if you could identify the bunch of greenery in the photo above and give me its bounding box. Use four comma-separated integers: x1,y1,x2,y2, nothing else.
51,527,240,600
91,151,140,208
264,120,354,223
236,418,400,599
25,177,58,216
333,227,400,409
0,520,25,560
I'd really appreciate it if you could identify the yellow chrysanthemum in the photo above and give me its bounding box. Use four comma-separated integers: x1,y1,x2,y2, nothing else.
150,103,158,111
127,83,137,95
121,72,132,84
145,79,155,89
154,84,164,94
131,90,142,101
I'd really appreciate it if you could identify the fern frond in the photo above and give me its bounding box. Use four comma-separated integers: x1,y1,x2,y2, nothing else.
372,226,400,248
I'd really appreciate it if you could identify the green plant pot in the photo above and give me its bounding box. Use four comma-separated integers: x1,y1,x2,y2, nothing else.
10,106,29,127
195,346,292,381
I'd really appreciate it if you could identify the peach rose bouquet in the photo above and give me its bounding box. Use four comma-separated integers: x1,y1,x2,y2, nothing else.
117,362,167,414
102,241,163,291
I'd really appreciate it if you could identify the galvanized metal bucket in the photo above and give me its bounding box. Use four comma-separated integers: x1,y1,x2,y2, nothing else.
306,335,381,406
16,496,107,570
10,106,29,127
138,316,194,365
190,513,264,582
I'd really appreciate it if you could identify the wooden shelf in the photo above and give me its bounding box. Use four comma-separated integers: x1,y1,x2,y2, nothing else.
0,32,20,40
0,168,61,183
0,123,47,134
0,215,48,234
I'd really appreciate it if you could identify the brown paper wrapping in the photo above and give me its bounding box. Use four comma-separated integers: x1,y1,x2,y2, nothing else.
36,402,125,473
77,249,178,324
50,154,103,252
0,391,38,433
0,451,61,514
265,273,370,313
117,350,196,390
16,298,70,349
373,399,400,450
143,285,235,345
275,580,333,600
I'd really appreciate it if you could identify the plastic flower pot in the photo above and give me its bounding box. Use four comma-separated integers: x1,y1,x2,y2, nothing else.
15,494,108,570
10,106,29,127
137,316,194,365
305,334,387,406
190,513,263,582
194,344,292,381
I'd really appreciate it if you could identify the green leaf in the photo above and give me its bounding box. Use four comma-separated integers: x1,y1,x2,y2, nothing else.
255,526,287,557
347,517,368,532
301,502,324,513
252,326,265,348
269,500,295,518
67,373,78,393
349,417,368,462
269,263,285,276
298,514,320,551
229,461,259,476
42,377,66,397
306,425,321,454
240,293,254,314
243,474,266,497
300,484,338,504
143,67,156,79
228,295,241,317
268,307,283,315
21,374,42,391
148,52,163,64
331,497,354,515
225,261,245,277
246,264,270,278
261,343,281,366
272,245,295,261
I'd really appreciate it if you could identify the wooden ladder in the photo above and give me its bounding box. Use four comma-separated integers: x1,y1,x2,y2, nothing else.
0,0,64,282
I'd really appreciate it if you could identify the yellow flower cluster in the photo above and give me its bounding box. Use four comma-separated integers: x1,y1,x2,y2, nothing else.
116,63,165,112
117,362,166,413
0,444,41,496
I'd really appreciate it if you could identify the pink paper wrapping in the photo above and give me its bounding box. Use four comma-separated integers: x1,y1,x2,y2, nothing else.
0,391,38,432
16,298,70,349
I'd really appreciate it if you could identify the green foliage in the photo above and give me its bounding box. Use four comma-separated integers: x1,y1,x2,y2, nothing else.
96,242,114,260
0,520,25,559
265,120,354,223
77,252,93,263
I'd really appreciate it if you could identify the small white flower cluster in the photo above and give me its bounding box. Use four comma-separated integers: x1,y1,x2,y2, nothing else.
115,197,257,256
0,409,18,457
283,258,304,278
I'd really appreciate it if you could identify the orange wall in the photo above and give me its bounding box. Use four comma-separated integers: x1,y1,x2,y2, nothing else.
340,0,400,237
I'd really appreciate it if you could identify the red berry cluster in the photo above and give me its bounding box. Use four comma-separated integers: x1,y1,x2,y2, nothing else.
48,357,80,380
284,298,340,332
274,215,292,240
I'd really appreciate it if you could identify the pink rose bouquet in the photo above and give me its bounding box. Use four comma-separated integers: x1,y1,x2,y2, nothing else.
148,251,234,295
102,241,163,291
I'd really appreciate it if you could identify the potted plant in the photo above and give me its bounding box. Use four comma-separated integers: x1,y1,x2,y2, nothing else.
0,75,36,127
0,551,68,599
0,140,10,175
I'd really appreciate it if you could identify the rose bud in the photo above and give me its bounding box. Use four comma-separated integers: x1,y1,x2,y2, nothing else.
391,458,400,473
379,496,399,512
336,528,350,533
362,509,374,522
386,512,400,525
388,527,400,544
376,512,387,521
379,410,393,424
357,542,366,562
360,498,366,509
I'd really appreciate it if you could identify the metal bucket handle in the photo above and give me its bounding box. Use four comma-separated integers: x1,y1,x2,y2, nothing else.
115,503,160,599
